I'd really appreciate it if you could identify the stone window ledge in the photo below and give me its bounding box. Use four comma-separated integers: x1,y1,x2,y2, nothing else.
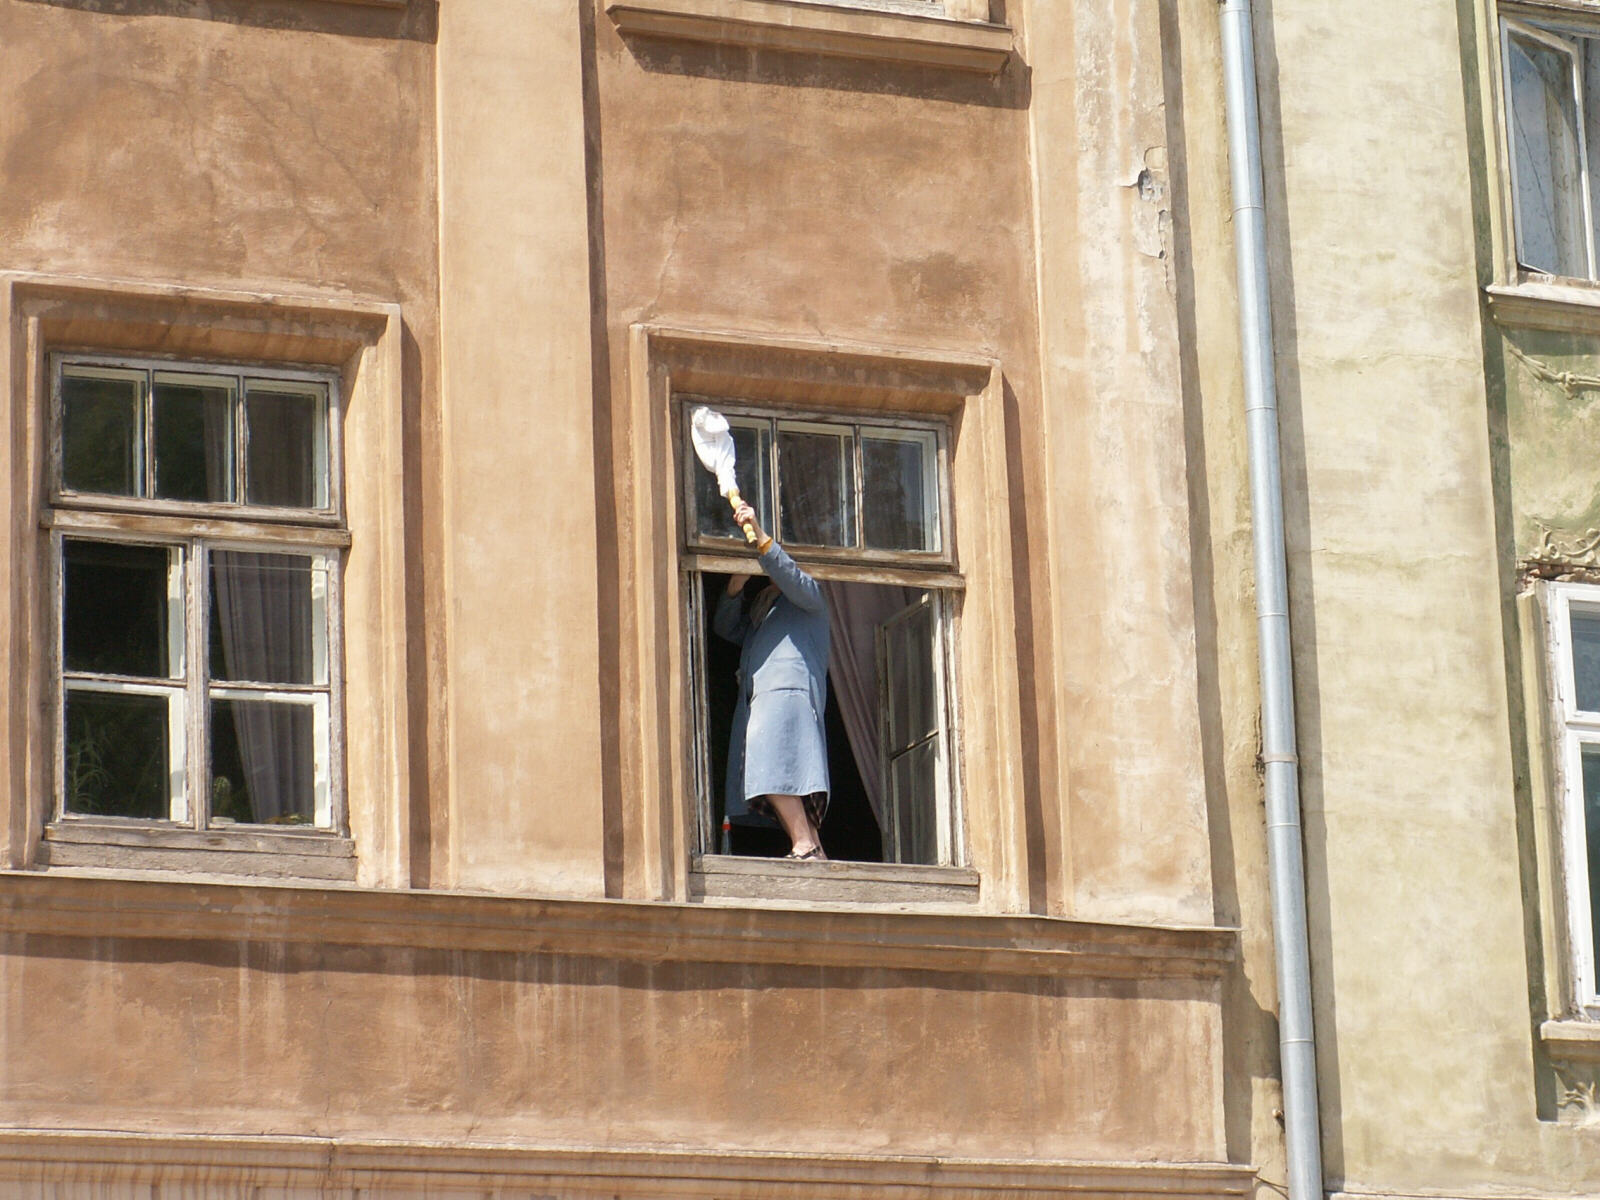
606,0,1014,74
1486,280,1600,334
1541,1018,1600,1064
38,821,356,883
690,853,980,906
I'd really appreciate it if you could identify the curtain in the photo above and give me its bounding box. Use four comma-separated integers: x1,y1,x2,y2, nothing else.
823,580,916,830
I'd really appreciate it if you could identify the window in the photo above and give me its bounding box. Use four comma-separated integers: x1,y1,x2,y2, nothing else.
1502,14,1600,279
1544,582,1600,1014
50,355,343,833
682,400,960,867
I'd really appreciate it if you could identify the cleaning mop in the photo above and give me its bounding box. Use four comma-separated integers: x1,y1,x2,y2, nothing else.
689,405,758,545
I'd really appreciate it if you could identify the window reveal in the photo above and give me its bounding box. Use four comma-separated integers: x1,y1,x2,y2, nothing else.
52,356,341,831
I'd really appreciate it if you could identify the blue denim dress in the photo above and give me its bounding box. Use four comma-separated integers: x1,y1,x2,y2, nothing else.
712,543,831,820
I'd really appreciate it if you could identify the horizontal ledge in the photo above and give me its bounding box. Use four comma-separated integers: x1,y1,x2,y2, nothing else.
695,853,978,886
691,854,980,905
0,872,1236,979
44,505,352,547
607,0,1013,74
0,1130,1257,1197
4,270,400,327
44,822,354,856
1485,281,1600,334
687,549,963,588
1540,1017,1600,1063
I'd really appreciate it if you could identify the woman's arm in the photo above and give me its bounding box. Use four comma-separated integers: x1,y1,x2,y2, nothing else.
731,502,824,612
758,542,824,613
712,591,750,643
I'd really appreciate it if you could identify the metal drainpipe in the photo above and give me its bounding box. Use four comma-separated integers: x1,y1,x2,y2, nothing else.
1217,3,1325,1200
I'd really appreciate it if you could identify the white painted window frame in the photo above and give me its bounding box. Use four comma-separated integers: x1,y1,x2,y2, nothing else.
1543,580,1600,1014
48,352,346,836
1502,13,1600,279
681,399,964,868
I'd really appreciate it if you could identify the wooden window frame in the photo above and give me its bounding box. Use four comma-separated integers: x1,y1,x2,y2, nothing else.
681,398,965,872
1543,580,1600,1016
1503,15,1600,279
46,352,349,848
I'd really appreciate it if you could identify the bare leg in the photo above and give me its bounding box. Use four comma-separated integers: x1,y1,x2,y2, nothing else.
767,794,825,859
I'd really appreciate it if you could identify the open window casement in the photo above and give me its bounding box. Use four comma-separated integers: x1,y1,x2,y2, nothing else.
876,592,954,866
1503,17,1600,279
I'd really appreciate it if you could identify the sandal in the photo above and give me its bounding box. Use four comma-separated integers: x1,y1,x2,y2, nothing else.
786,846,826,862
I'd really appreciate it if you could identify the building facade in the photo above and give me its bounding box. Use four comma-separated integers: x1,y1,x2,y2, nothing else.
0,0,1595,1197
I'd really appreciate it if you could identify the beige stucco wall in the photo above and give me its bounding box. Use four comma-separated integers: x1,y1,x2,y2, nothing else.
1187,0,1600,1194
0,0,1247,1193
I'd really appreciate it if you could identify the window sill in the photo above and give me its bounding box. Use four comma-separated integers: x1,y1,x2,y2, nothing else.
1541,1017,1600,1064
690,853,979,906
605,0,1014,74
1485,280,1600,334
39,821,356,883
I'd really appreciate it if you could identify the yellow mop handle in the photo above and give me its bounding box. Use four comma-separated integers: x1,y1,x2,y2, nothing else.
726,489,758,545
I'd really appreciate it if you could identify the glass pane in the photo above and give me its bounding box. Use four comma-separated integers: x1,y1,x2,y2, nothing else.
694,418,772,540
883,596,937,752
1572,610,1600,711
209,551,320,686
210,698,316,825
62,539,177,678
1508,32,1588,277
889,737,939,866
1579,744,1600,986
153,375,234,502
64,689,172,818
61,370,143,496
863,432,937,552
778,425,855,547
244,384,325,508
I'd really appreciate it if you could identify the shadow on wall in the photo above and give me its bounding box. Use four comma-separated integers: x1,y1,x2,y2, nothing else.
14,0,438,42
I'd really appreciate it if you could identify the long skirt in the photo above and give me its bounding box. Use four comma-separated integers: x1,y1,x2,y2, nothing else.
741,687,830,825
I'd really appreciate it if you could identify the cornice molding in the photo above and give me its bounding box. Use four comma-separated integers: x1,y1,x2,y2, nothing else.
606,0,1013,74
0,1130,1256,1198
0,871,1236,980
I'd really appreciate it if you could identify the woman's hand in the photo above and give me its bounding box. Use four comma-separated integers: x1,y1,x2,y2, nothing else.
732,501,766,545
727,572,751,597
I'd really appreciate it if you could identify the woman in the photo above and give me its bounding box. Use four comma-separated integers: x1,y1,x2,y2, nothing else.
713,501,831,860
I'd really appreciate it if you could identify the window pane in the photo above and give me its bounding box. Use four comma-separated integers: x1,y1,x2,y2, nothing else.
695,418,772,540
153,375,234,502
863,432,937,552
64,689,172,818
778,425,855,547
1508,31,1588,277
209,551,320,685
1573,610,1600,711
61,370,143,496
245,384,325,508
883,596,937,752
62,539,177,678
210,698,316,825
1579,745,1600,988
889,738,939,866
